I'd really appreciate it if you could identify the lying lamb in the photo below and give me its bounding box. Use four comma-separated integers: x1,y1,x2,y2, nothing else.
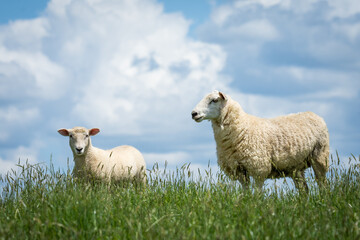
191,91,329,192
58,127,146,184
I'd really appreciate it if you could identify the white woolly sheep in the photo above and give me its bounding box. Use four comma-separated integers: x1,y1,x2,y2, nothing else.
58,127,146,184
191,91,329,192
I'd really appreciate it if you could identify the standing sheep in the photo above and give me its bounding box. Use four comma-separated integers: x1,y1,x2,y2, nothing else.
58,127,146,184
191,91,329,192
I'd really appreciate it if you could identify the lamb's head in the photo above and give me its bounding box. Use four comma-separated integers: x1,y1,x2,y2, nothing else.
191,90,228,122
58,127,100,156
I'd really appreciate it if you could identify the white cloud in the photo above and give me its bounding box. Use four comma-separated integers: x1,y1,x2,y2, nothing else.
199,0,360,97
333,22,360,42
0,18,49,49
217,0,319,19
0,0,231,172
327,0,360,19
0,143,41,175
0,158,18,176
144,151,191,166
0,106,39,123
43,0,229,135
2,51,66,99
0,17,68,100
273,66,359,97
229,91,332,120
227,19,279,41
0,49,67,100
211,4,234,26
1,0,229,136
0,106,40,141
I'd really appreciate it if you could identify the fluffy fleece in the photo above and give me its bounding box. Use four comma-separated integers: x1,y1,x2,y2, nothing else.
58,127,146,183
192,91,329,191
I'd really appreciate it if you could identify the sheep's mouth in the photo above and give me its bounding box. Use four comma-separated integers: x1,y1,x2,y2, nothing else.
75,150,84,155
194,116,204,122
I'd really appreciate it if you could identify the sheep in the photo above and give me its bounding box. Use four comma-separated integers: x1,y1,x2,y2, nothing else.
58,127,146,184
191,90,329,192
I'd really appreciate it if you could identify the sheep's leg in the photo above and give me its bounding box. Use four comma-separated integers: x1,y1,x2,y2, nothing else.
230,165,250,190
312,162,328,188
292,170,309,193
311,143,329,188
236,169,250,190
238,176,250,190
254,177,265,190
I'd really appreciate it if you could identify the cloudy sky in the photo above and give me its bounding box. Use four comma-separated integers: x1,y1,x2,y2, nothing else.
0,0,359,179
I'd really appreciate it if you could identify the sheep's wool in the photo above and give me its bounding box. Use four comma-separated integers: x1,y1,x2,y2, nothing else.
60,127,146,183
209,95,329,190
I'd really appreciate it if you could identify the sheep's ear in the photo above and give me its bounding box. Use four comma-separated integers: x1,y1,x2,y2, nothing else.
89,128,100,136
58,129,69,136
219,92,227,101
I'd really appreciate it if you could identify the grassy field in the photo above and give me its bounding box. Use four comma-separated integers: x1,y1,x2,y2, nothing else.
1,155,359,239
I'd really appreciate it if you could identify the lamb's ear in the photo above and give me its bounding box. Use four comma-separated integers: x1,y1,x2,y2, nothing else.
58,129,69,136
89,128,100,136
219,92,227,101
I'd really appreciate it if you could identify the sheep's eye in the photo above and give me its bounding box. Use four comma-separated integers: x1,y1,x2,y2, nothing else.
210,99,218,104
85,135,89,138
69,135,73,138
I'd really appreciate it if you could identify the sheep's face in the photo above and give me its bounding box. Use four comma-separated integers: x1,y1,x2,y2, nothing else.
192,91,227,122
58,127,100,156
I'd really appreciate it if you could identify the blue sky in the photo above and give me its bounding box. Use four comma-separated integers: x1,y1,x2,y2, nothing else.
0,0,359,184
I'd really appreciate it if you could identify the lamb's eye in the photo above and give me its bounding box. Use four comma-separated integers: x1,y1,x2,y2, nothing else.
85,135,89,138
69,135,73,138
210,99,218,104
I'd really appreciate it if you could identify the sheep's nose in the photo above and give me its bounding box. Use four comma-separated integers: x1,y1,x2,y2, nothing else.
191,111,198,119
76,147,83,152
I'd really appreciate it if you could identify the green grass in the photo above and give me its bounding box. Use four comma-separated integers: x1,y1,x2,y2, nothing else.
1,155,360,239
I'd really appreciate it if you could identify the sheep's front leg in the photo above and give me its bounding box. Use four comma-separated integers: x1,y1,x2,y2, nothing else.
235,166,250,190
292,170,309,193
239,174,250,190
254,178,265,189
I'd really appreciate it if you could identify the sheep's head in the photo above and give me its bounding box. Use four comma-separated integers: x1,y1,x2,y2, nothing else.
191,90,228,122
58,127,100,156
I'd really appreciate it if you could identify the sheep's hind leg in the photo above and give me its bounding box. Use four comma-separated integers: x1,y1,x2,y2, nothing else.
292,170,309,193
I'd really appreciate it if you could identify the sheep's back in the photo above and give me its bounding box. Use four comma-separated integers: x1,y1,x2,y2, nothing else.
267,111,328,170
104,145,145,177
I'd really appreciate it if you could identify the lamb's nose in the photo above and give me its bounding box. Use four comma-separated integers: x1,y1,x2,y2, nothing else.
191,111,198,119
76,147,83,152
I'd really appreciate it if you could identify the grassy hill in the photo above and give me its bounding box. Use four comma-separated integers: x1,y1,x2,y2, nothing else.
1,155,359,239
